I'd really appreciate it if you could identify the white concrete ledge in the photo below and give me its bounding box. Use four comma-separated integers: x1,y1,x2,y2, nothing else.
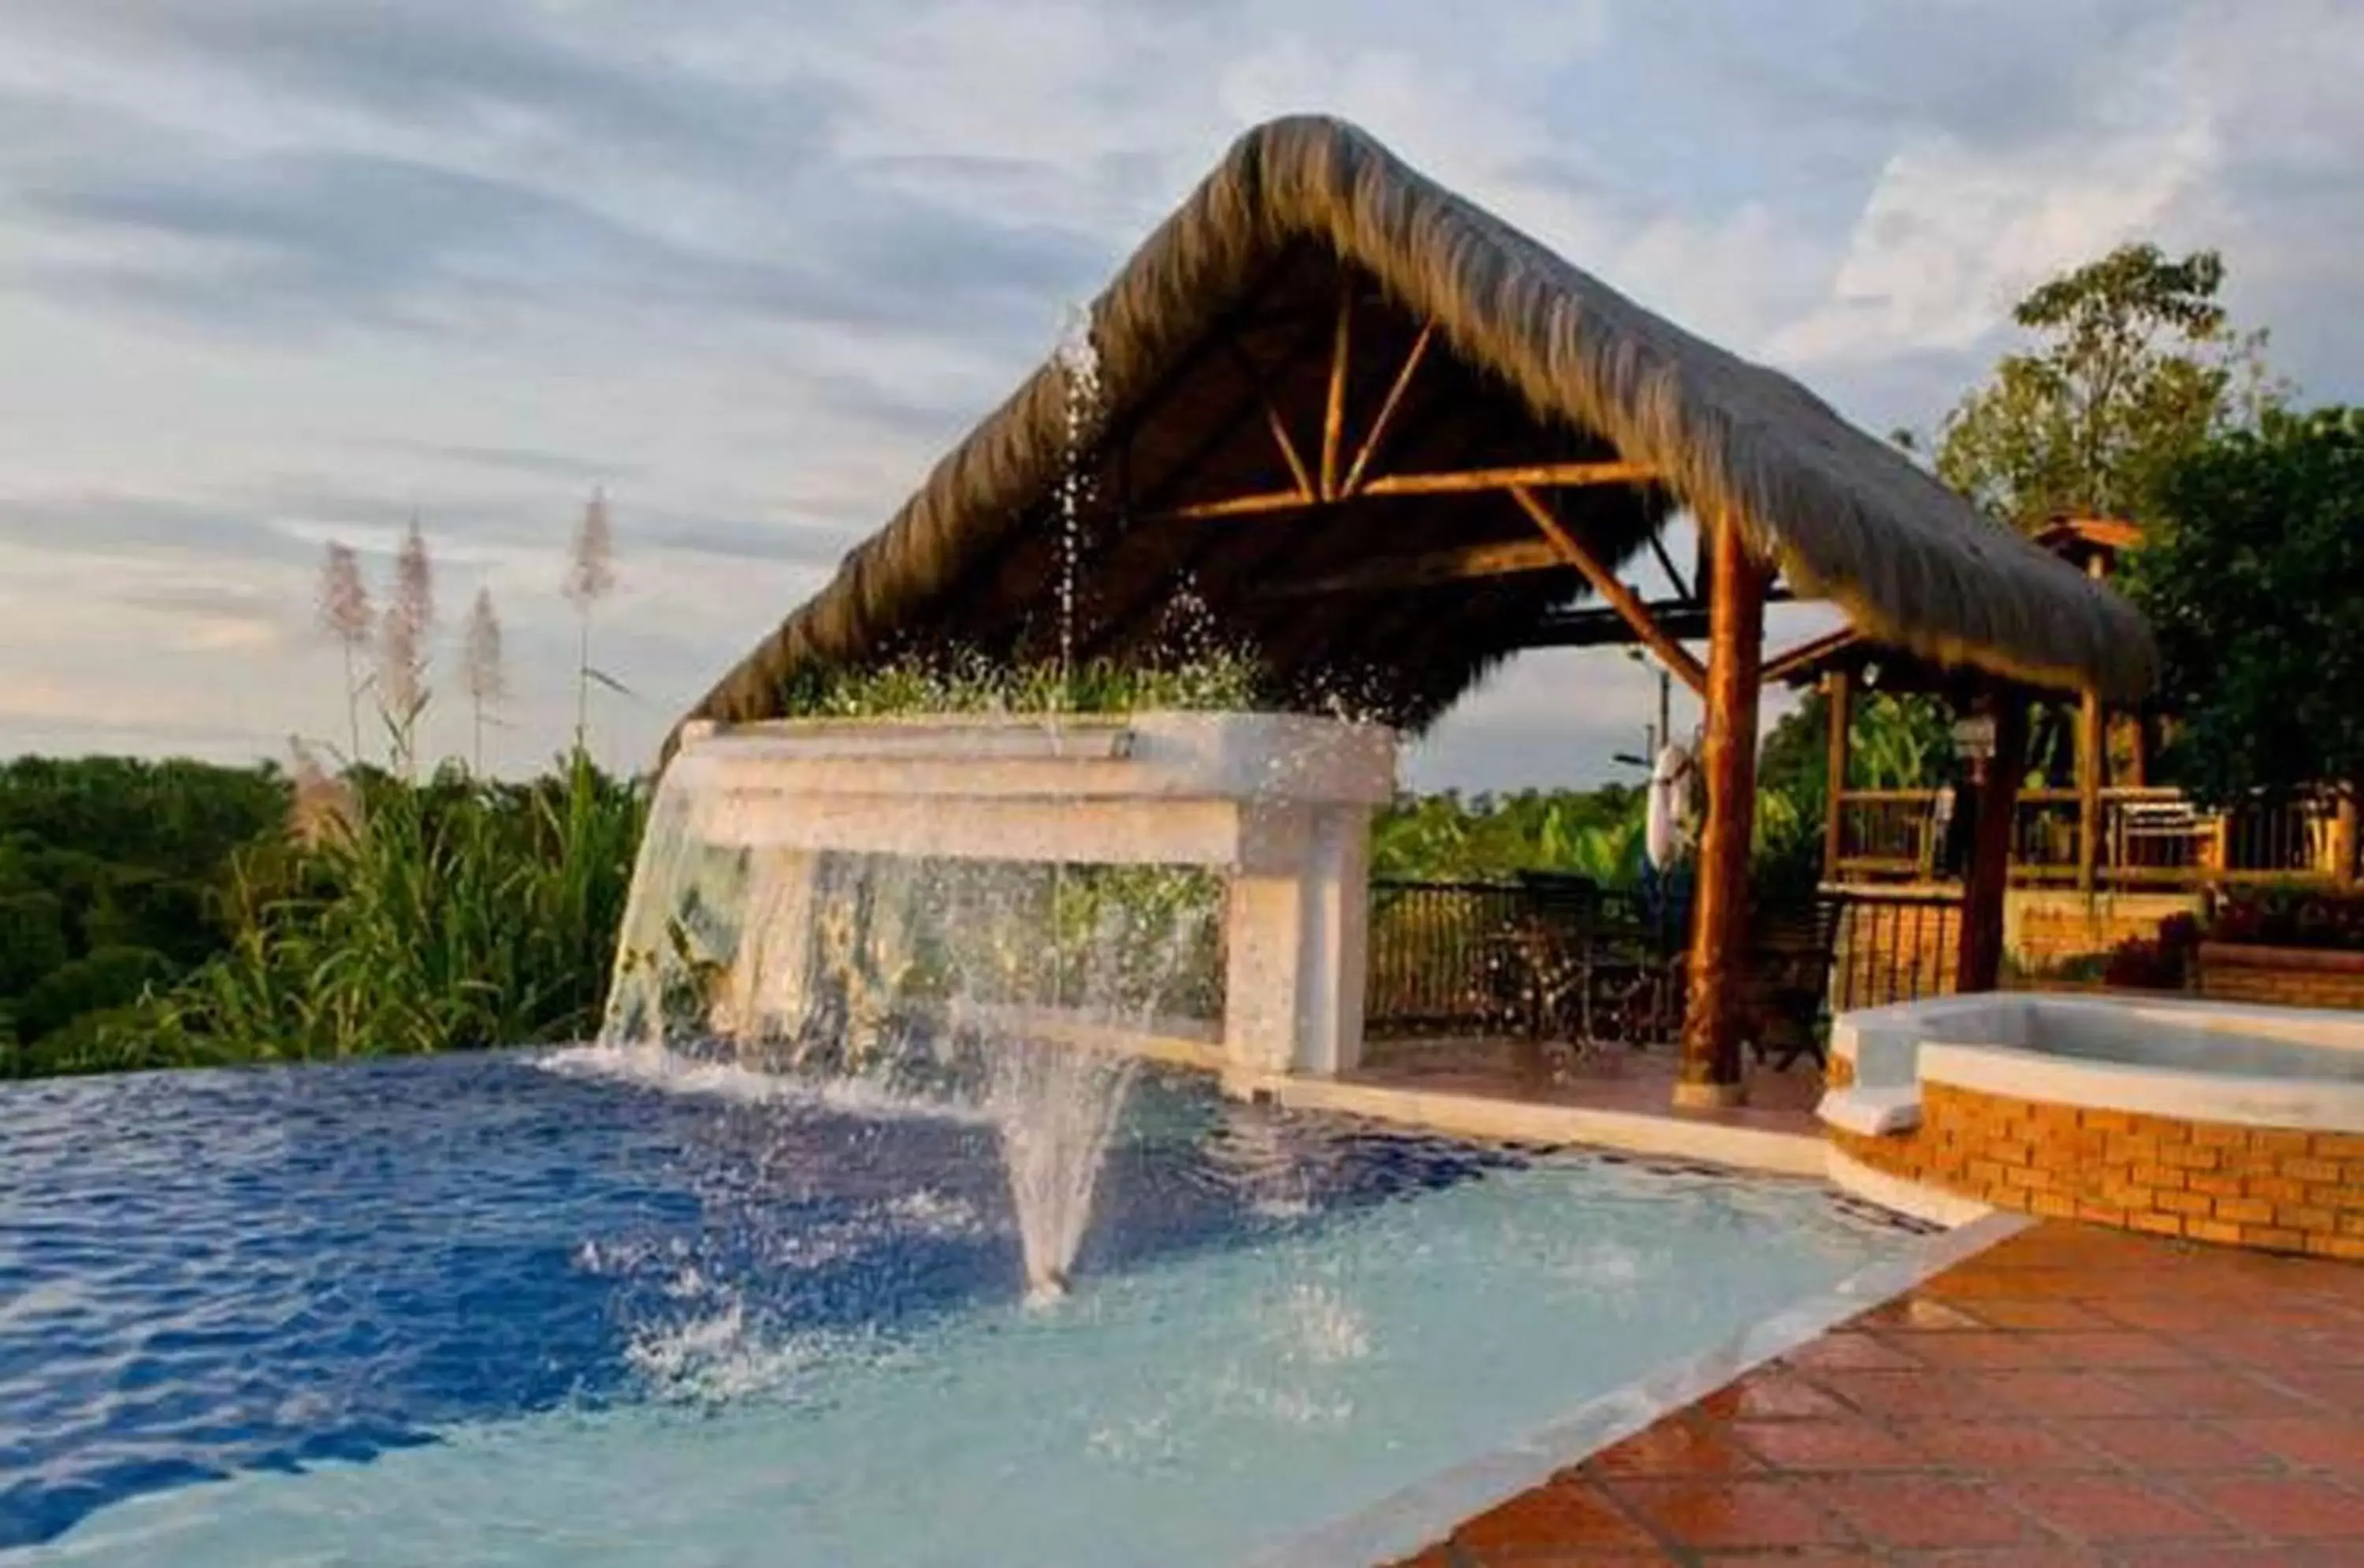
1816,1086,1922,1138
1261,1076,1831,1177
1824,1145,1995,1229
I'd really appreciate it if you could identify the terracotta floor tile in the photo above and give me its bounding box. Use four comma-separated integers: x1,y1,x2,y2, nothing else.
1896,1418,2110,1471
1801,1474,2039,1549
1691,1369,1849,1421
2032,1330,2206,1369
1453,1552,1673,1567
1451,1479,1658,1553
1859,1295,1987,1332
2113,1548,2364,1566
2298,1369,2364,1411
1898,1331,2068,1370
2189,1475,2364,1539
2106,1368,2321,1418
1779,1329,1927,1372
2062,1418,2278,1471
2001,1476,2232,1543
1694,1552,1890,1567
1966,1298,2122,1331
1979,1370,2160,1418
1812,1367,1990,1418
1912,1551,2106,1567
1729,1417,1922,1471
2217,1415,2364,1469
1582,1418,1759,1477
1406,1222,2364,1568
1609,1477,1845,1550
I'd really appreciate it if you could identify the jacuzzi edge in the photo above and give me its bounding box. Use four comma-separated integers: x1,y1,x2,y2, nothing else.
1240,1206,2028,1568
1917,1039,2364,1131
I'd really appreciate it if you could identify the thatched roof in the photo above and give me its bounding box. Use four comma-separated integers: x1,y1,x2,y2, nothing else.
675,115,2155,752
1766,515,2149,695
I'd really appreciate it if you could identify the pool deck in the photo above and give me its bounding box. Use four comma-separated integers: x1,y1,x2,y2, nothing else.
1399,1220,2364,1565
1271,1042,1832,1176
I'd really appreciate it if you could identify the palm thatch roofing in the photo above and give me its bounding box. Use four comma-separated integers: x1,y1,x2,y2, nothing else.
1765,516,2149,694
676,115,2155,752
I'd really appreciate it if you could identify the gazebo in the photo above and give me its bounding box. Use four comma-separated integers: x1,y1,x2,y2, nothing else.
674,116,2154,1109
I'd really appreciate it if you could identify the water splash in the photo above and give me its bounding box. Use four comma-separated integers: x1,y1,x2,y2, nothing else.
597,781,1219,1300
1053,303,1101,697
591,305,1206,1301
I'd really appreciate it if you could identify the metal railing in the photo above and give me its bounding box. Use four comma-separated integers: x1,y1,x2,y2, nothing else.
1828,886,1961,1013
1363,880,1533,1039
1834,786,2352,890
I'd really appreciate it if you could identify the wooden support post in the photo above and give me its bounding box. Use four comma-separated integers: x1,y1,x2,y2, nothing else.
1674,514,1767,1109
1823,669,1852,883
1511,486,1709,694
1955,691,2028,994
2076,690,2104,894
2334,792,2358,887
2076,554,2105,895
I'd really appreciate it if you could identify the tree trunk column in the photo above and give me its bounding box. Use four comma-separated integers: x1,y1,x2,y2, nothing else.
1823,670,1852,882
2076,554,2106,894
1956,692,2028,994
1676,516,1767,1110
2076,690,2105,892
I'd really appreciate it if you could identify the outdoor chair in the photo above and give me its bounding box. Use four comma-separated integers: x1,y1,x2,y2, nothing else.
1741,896,1842,1072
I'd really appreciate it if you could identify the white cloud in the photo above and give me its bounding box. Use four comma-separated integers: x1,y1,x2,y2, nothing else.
0,0,2359,790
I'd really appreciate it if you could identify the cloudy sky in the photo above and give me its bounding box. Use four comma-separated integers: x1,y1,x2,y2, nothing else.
2,1,2358,790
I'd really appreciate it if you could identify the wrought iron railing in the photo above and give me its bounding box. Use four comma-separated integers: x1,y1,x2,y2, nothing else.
1362,880,1534,1039
1827,886,1961,1013
1834,786,2351,889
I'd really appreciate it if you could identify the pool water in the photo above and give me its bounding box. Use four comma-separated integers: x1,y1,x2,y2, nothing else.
2,1050,1922,1566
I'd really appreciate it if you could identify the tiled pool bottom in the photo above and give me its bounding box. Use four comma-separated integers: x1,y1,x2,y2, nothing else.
2,1050,1944,1566
1406,1221,2364,1564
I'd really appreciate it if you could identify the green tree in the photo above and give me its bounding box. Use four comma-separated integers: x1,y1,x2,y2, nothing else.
1935,243,2284,526
2128,407,2364,807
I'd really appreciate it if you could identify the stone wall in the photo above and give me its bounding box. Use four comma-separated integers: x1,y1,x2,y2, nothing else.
1826,1058,2364,1261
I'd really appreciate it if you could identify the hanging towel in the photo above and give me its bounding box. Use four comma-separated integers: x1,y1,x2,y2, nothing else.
1646,741,1696,870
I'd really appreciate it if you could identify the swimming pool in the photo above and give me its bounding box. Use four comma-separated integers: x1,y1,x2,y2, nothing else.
3,1050,1924,1565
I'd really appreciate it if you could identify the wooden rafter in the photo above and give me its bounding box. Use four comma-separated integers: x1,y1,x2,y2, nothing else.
1156,489,1316,522
1354,460,1656,499
1338,323,1432,498
1225,340,1317,503
1264,538,1565,598
1264,402,1317,500
1146,459,1657,524
1069,309,1344,664
1319,277,1353,499
1511,485,1708,693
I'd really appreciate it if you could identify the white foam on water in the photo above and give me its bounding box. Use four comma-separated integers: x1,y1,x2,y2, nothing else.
537,1042,996,1128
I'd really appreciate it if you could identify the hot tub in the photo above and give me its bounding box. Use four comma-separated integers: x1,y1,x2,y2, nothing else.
1818,991,2364,1256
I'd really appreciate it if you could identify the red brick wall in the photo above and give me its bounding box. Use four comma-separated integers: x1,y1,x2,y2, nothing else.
1829,1076,2364,1261
2195,944,2364,1012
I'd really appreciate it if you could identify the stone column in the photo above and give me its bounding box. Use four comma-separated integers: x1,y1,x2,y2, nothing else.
1221,802,1373,1087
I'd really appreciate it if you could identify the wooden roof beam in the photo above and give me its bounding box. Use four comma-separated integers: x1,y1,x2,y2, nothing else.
1264,538,1566,597
1512,485,1708,694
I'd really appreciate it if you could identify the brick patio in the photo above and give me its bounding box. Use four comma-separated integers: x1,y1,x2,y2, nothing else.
1399,1221,2364,1565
